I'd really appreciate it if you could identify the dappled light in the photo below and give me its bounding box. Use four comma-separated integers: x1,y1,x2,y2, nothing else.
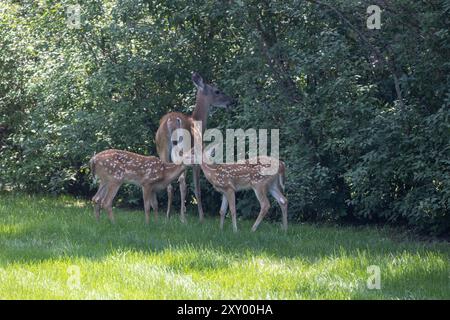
0,194,448,299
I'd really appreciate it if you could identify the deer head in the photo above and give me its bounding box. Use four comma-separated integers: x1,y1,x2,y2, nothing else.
192,72,234,110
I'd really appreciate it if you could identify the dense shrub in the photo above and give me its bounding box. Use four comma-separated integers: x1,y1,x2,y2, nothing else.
1,0,449,235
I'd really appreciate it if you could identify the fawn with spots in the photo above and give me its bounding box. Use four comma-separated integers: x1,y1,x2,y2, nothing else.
202,153,288,232
178,135,288,232
89,149,189,224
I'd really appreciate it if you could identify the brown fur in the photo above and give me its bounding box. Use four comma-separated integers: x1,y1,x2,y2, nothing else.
200,156,288,232
155,72,233,222
90,149,186,224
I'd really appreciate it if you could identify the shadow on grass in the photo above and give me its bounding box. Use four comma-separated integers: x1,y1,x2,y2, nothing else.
0,193,449,299
1,202,449,261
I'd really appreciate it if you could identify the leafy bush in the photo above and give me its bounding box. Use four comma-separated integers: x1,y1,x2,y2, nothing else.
1,0,449,235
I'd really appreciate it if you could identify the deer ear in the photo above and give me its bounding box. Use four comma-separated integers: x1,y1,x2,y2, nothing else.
192,72,205,90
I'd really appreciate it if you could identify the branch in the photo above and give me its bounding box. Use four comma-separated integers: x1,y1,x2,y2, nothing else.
306,0,405,108
246,3,302,103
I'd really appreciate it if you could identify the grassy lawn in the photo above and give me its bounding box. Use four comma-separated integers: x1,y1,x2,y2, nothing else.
0,193,448,299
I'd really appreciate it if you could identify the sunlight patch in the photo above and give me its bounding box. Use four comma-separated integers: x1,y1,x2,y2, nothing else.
0,224,23,236
126,263,215,299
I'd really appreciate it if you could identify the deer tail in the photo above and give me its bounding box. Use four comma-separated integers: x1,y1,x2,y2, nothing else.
167,116,183,157
89,155,97,179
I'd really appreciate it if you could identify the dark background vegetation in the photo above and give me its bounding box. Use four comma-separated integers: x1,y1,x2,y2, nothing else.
0,0,449,235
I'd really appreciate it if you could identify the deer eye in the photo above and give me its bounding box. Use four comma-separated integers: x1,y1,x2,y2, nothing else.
215,90,220,94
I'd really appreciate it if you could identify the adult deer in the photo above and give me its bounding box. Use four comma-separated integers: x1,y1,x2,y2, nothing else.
155,72,234,222
196,145,288,233
89,149,189,224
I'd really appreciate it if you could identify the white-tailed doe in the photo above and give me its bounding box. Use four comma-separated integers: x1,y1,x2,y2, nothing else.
155,72,234,223
89,149,187,224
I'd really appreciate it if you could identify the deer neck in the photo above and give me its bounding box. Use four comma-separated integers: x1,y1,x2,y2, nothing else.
199,161,215,182
191,92,211,132
165,163,186,182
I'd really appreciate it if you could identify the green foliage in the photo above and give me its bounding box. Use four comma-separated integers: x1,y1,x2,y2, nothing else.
0,0,449,234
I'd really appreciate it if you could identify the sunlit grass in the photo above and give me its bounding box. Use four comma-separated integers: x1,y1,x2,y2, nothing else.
0,193,448,299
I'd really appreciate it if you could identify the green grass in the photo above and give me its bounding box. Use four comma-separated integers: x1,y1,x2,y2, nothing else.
0,193,449,299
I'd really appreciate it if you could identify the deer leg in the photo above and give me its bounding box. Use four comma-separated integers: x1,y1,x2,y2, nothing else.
166,184,173,219
92,182,105,203
219,194,228,230
178,172,187,223
251,187,270,232
193,165,204,222
150,191,158,222
94,202,101,221
270,186,288,231
96,184,109,220
142,185,152,225
92,182,106,221
225,190,237,233
102,182,121,224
